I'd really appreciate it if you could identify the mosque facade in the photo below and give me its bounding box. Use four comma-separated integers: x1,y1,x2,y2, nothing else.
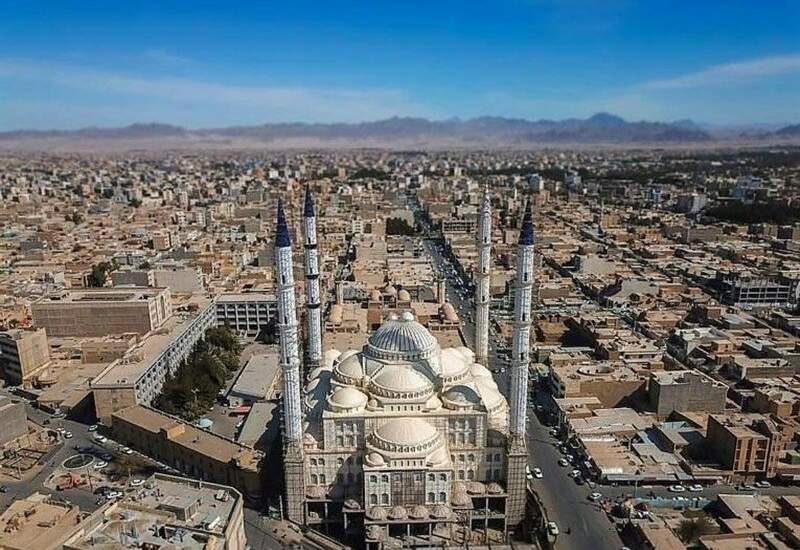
274,190,534,547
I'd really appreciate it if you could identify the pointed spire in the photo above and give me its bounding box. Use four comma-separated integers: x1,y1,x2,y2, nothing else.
303,185,315,218
275,198,291,248
518,200,534,246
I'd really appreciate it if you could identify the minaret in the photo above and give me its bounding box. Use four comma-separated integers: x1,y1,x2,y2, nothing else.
302,186,323,371
274,199,304,522
506,200,535,526
474,192,491,366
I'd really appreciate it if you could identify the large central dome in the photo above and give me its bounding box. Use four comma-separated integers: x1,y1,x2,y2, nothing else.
365,311,439,361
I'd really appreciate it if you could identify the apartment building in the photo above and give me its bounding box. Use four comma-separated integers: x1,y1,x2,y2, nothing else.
31,288,172,337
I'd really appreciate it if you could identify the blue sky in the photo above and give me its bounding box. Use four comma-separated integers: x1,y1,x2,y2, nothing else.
1,0,798,129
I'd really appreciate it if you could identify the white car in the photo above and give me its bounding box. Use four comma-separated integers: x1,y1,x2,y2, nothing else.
668,484,686,493
755,481,771,488
93,434,108,443
558,458,569,467
570,469,581,478
533,468,543,479
63,431,73,439
588,492,602,502
129,478,145,487
123,448,134,455
105,490,123,500
688,484,703,492
88,424,98,432
547,521,559,536
93,460,108,470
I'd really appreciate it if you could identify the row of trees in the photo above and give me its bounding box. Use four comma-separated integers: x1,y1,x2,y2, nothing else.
706,200,800,225
152,325,242,421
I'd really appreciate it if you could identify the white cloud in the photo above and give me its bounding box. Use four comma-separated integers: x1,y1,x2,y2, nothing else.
641,53,800,90
0,59,429,123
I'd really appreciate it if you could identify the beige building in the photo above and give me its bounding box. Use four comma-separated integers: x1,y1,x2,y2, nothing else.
0,492,82,550
0,328,50,385
64,473,247,550
0,396,28,447
111,405,262,501
31,287,171,337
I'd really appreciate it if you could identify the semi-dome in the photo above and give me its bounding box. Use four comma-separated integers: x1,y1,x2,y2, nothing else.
371,417,439,453
365,312,439,361
442,385,482,410
333,351,364,385
397,289,411,301
328,386,368,412
369,365,434,399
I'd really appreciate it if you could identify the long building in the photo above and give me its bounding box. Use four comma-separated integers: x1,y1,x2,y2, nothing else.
31,287,172,337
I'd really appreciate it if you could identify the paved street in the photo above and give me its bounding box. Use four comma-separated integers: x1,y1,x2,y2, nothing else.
424,236,623,549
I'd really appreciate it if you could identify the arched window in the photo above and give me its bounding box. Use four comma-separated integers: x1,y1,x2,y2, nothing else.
427,492,435,503
370,494,378,505
381,493,389,505
428,473,435,482
337,458,344,467
369,475,377,483
319,459,325,466
438,492,446,502
320,474,326,484
381,474,389,483
467,470,475,480
458,470,465,480
310,458,317,466
439,473,447,481
311,474,318,484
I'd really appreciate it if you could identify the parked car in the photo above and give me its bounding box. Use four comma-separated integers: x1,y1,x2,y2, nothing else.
63,431,73,439
755,481,771,488
588,492,602,502
93,434,107,443
100,453,113,461
533,467,543,479
570,469,581,478
88,425,98,432
558,458,569,467
93,461,108,470
688,484,703,492
668,485,686,493
546,522,559,537
129,478,145,487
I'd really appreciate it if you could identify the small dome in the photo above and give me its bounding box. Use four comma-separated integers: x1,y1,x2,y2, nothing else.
467,482,485,495
432,505,450,519
487,482,504,495
370,289,382,302
328,386,368,412
388,506,408,520
307,486,326,499
385,286,398,296
397,289,411,301
365,451,386,466
451,491,471,507
441,303,458,321
442,385,482,410
439,348,470,380
372,418,439,453
409,505,428,519
367,506,387,520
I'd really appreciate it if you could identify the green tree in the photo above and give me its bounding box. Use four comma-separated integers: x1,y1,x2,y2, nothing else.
87,261,113,287
677,515,716,544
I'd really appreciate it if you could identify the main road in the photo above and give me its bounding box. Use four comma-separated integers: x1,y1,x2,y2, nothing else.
424,236,623,550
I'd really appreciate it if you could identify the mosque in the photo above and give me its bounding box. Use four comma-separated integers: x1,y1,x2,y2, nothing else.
274,189,534,547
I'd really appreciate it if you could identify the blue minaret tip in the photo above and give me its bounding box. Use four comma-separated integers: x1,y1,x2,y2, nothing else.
276,198,291,248
303,185,315,218
519,200,534,246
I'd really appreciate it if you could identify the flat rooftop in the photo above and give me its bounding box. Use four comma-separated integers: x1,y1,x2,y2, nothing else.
91,295,211,387
35,287,167,304
112,405,259,470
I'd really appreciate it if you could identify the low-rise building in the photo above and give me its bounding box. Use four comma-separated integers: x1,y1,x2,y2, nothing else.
0,328,50,385
63,473,247,550
111,405,262,501
648,370,728,418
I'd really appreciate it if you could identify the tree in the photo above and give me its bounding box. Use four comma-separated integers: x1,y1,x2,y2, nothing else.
677,515,716,544
87,262,113,287
386,217,416,236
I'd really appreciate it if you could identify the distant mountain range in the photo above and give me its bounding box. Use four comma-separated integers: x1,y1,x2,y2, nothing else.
1,113,798,151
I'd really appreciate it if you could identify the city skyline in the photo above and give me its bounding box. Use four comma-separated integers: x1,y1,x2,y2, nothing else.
1,0,799,130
